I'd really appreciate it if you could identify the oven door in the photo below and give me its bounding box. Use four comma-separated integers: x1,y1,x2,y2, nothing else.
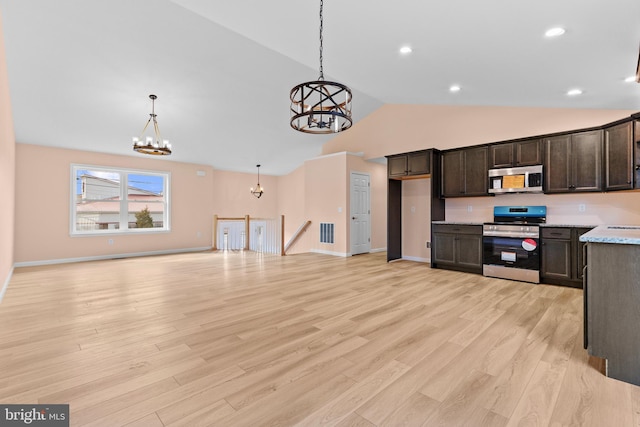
482,235,540,270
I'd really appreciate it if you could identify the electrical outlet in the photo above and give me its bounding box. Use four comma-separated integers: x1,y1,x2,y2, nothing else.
426,241,431,248
197,231,202,238
467,205,473,212
578,204,586,212
108,239,114,245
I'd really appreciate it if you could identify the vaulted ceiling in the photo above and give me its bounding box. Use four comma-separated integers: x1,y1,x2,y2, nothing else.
1,0,639,175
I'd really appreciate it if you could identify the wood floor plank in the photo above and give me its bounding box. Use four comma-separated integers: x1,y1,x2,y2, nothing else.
378,391,440,426
296,359,410,426
1,251,636,426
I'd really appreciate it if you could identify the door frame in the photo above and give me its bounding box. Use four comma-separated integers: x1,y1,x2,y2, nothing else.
350,171,371,256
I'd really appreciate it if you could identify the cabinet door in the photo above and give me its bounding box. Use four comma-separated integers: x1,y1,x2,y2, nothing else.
489,143,514,169
515,139,542,166
408,151,430,175
456,234,483,269
604,122,633,191
433,233,456,265
635,121,640,189
544,135,572,193
571,130,603,192
463,146,488,196
442,151,464,197
541,239,572,280
388,155,407,177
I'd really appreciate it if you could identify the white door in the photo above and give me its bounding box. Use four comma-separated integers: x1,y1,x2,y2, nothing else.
350,172,371,255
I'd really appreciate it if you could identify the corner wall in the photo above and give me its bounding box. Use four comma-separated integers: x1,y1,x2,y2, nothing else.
0,7,15,297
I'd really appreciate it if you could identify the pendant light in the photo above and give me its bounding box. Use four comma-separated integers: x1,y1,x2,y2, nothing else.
290,0,352,134
250,165,264,198
132,94,172,155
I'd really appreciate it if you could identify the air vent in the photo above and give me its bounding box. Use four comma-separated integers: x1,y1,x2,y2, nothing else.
320,223,334,244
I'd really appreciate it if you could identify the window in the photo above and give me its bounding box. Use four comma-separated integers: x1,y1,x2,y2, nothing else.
71,165,170,235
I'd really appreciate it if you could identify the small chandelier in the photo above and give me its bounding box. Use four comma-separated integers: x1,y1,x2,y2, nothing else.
250,164,264,198
290,0,352,134
132,94,172,155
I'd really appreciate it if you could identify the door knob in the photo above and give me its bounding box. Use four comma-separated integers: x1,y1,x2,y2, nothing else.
352,217,356,220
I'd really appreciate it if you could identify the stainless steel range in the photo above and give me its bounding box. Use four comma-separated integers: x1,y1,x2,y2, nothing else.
482,206,547,283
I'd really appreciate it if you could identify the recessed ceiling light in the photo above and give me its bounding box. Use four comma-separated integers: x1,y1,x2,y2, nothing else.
567,88,583,96
399,46,412,54
545,27,566,37
449,85,461,92
624,76,636,83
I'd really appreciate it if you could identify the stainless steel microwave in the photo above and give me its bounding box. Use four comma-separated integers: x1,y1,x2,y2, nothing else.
488,165,543,194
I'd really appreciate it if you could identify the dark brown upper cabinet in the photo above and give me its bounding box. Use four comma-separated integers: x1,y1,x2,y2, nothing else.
604,122,633,191
387,150,430,178
442,146,488,197
489,139,542,169
544,130,603,193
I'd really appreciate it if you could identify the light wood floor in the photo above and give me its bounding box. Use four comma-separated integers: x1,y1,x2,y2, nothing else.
2,251,638,426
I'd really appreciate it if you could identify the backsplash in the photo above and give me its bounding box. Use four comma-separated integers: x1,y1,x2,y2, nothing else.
445,191,640,226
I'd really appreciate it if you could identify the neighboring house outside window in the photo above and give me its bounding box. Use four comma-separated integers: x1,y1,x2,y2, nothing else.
71,165,170,235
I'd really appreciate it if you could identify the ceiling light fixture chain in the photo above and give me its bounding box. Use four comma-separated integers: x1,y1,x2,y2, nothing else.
132,94,172,156
289,0,352,134
250,164,264,198
318,0,324,81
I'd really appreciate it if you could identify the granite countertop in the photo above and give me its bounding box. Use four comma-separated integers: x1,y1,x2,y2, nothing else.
539,224,598,228
580,225,640,245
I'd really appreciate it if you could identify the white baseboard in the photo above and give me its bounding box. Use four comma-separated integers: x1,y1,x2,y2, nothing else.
0,265,14,304
13,247,212,268
370,247,387,253
401,256,431,263
310,249,349,258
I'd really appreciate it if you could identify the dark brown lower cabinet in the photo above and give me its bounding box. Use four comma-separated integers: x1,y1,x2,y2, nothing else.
540,227,593,288
432,224,482,273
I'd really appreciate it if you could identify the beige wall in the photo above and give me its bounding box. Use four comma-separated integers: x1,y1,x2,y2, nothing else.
0,8,15,294
445,192,640,226
212,169,279,218
303,153,348,255
401,179,431,261
14,144,215,264
277,165,309,254
322,104,637,159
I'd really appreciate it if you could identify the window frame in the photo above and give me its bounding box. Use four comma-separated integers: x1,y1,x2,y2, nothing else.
70,164,171,236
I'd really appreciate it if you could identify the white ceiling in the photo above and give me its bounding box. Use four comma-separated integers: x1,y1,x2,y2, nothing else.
1,0,639,175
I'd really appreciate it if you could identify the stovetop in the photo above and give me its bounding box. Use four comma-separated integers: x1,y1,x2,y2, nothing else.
490,205,547,225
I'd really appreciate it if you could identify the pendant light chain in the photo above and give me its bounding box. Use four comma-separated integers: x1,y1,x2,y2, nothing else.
289,0,352,134
318,0,324,81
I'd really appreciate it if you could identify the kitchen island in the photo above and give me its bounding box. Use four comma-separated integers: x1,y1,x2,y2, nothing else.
581,225,640,386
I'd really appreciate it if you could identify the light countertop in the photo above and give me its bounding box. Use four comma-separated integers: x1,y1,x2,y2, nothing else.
580,225,640,245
